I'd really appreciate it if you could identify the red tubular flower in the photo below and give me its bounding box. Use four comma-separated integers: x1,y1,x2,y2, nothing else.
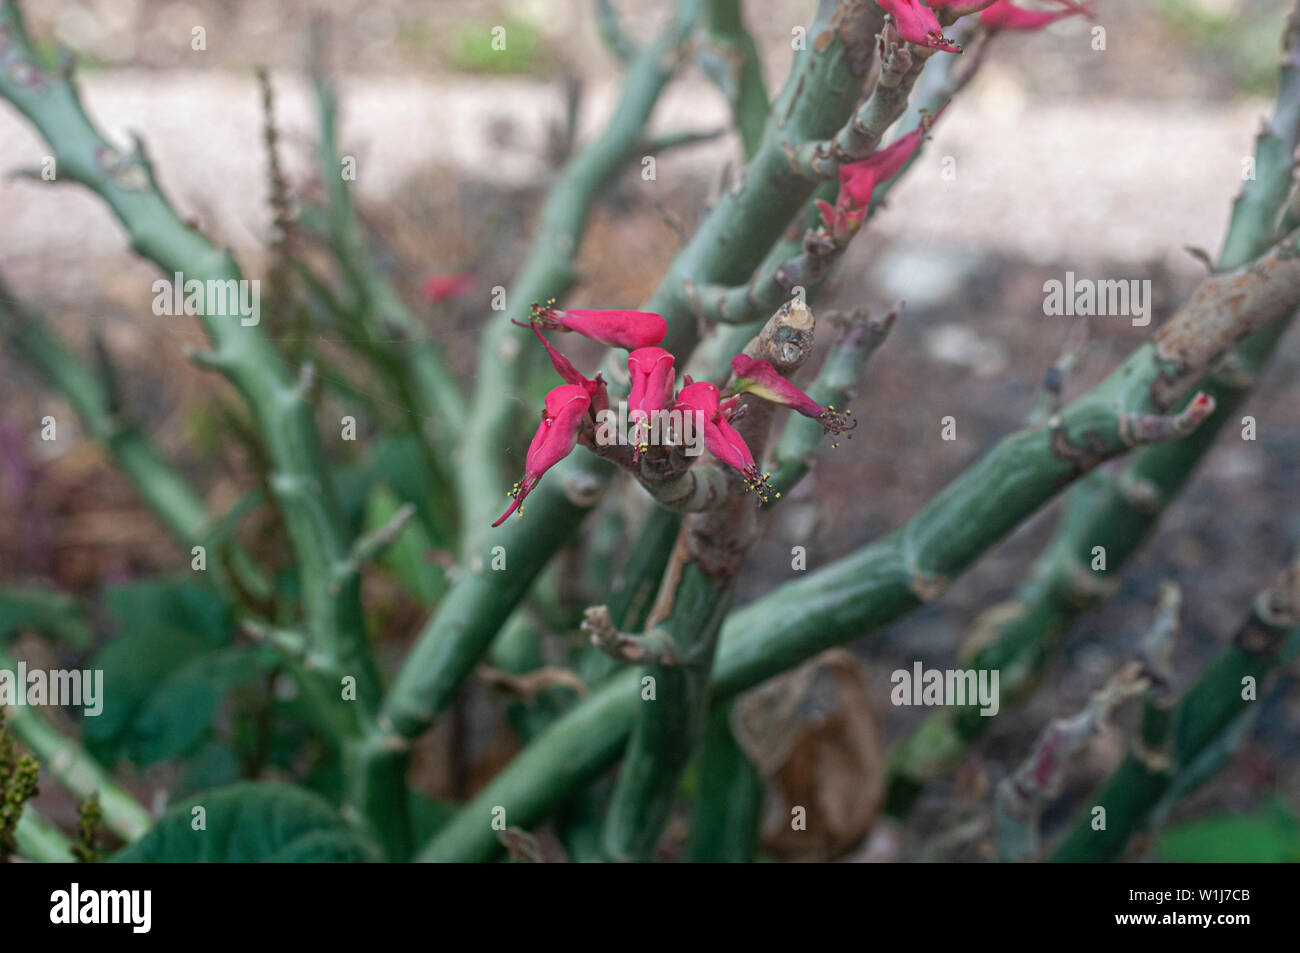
836,106,945,216
924,0,999,15
627,346,675,456
730,354,857,442
421,272,473,302
529,301,667,349
513,321,608,413
674,380,776,502
815,198,863,245
493,383,591,527
876,0,962,53
979,0,1091,30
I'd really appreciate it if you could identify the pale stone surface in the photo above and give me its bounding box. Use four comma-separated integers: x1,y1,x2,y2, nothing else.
0,69,1263,301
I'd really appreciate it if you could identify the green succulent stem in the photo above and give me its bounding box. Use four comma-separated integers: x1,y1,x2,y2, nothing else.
0,1,406,856
1052,577,1300,863
0,665,152,843
0,279,270,604
885,6,1300,818
15,808,74,863
700,0,769,159
686,700,762,862
417,237,1300,859
457,0,705,545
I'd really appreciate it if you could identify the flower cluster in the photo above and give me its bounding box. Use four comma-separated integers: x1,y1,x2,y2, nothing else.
494,303,855,526
877,0,1091,53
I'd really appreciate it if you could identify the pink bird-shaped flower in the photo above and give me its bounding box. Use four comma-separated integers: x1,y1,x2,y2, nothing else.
838,107,944,212
923,1,999,15
514,321,608,413
493,383,591,527
528,301,667,350
729,354,857,443
876,0,962,53
421,272,474,302
819,108,944,240
980,0,1091,30
674,379,776,502
627,347,675,457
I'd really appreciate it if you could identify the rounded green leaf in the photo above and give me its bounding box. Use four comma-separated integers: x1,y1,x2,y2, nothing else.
113,782,376,863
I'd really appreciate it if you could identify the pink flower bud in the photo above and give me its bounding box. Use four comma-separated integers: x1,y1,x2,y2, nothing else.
513,321,608,413
877,0,962,53
420,272,473,302
836,107,943,215
816,199,865,245
493,383,591,527
530,302,667,349
730,354,857,439
674,380,777,503
627,347,675,456
980,0,1091,30
673,379,722,418
924,1,999,15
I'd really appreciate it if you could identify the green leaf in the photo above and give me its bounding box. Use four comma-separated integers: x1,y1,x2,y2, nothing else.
83,577,261,766
113,782,375,862
335,434,454,550
1156,802,1300,862
408,792,459,845
129,648,270,766
174,743,243,798
84,628,210,765
85,633,271,767
372,436,450,545
104,577,232,647
365,484,446,605
0,585,91,648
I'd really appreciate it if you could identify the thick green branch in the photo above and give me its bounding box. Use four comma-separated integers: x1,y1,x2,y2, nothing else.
312,76,466,468
601,564,735,860
458,0,704,543
416,226,1300,859
0,4,378,700
16,808,74,862
1,649,152,842
885,6,1300,815
1051,560,1300,862
768,308,895,497
0,2,403,854
601,301,819,861
381,453,612,739
0,278,269,603
689,20,986,328
384,0,887,753
787,15,935,177
698,0,769,158
686,700,762,862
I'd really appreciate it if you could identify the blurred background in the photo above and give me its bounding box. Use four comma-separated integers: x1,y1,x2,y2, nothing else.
1,0,1297,860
